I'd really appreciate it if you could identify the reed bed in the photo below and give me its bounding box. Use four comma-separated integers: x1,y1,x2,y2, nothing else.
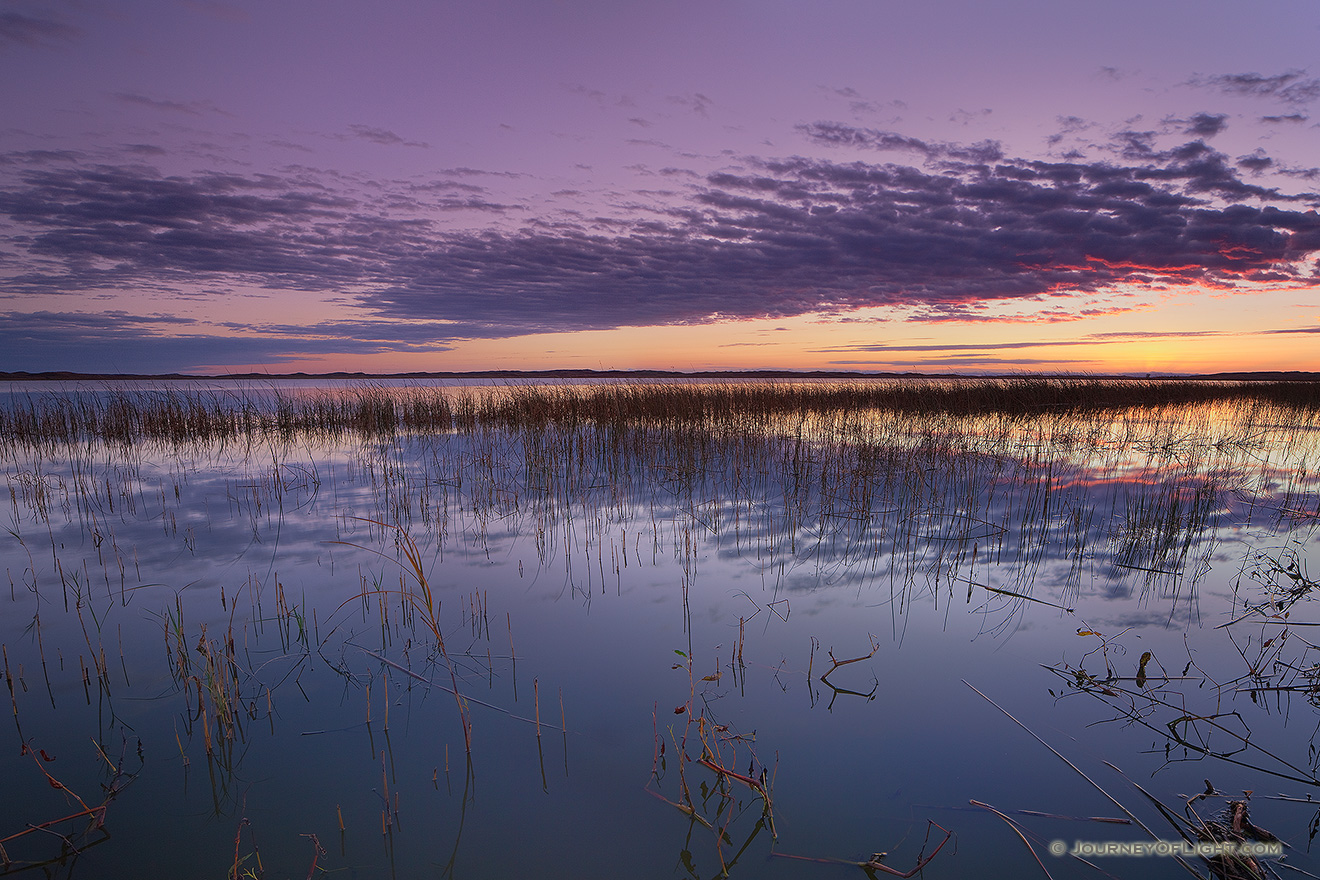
1,378,1316,449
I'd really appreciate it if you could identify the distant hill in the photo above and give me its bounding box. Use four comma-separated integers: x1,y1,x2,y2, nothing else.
1189,371,1320,382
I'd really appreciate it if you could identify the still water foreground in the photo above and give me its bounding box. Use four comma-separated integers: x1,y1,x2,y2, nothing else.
1,378,1318,879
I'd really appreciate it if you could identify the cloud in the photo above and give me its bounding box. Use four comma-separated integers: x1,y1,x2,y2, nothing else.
0,165,371,291
1232,151,1320,182
1191,70,1320,106
220,318,513,343
829,86,906,118
1237,150,1273,174
1111,129,1159,159
347,125,429,148
1096,137,1306,201
798,121,1004,163
0,149,85,166
817,340,1101,353
0,12,79,48
3,133,1320,344
668,93,713,116
1046,115,1095,148
369,143,1320,329
0,310,230,373
896,303,1148,324
1181,113,1228,138
828,357,1097,367
563,84,637,112
1084,329,1230,341
1264,325,1320,335
269,139,316,154
1084,326,1320,340
114,92,229,116
814,325,1320,362
2,310,194,333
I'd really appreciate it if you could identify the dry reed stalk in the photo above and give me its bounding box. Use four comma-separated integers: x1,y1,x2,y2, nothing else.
965,680,1204,878
970,800,1056,878
818,635,880,684
2,645,16,720
380,750,391,832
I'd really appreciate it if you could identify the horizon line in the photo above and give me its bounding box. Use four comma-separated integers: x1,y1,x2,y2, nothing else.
4,368,1320,382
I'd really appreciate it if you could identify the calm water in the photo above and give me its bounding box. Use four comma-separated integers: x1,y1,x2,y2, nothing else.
2,380,1318,878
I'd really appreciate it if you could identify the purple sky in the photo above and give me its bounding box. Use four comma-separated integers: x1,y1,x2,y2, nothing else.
2,0,1320,374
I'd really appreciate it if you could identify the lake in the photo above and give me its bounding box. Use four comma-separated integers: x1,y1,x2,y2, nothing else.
1,378,1317,878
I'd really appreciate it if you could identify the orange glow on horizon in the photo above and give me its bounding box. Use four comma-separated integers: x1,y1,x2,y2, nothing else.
173,284,1320,376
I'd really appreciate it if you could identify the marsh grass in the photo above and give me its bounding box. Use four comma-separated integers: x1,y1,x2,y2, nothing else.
1,378,1316,450
3,377,1320,875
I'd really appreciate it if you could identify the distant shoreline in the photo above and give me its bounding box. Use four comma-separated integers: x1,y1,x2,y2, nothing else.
1,369,1319,382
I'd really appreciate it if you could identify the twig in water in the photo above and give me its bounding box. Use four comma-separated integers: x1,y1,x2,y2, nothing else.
819,634,880,684
773,820,952,877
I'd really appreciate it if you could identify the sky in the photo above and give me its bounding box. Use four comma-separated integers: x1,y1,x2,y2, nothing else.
2,0,1320,375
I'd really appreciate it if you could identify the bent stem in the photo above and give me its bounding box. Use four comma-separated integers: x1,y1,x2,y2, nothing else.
332,518,472,752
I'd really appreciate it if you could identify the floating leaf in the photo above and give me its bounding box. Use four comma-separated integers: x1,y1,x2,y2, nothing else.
674,650,687,658
1077,630,1098,637
1136,651,1152,688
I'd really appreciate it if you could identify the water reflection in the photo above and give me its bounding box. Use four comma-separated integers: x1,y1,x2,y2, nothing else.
0,384,1317,877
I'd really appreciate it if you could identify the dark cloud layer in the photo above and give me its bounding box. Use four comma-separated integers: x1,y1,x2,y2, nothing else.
0,310,275,373
2,132,1320,350
0,310,456,373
